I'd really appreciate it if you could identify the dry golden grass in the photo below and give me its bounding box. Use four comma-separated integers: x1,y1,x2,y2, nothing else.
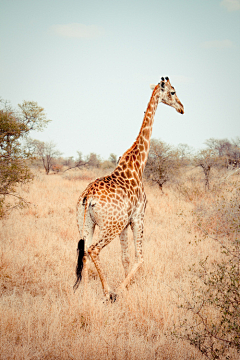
0,168,237,359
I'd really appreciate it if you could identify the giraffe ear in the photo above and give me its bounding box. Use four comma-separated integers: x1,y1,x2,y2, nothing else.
150,84,156,90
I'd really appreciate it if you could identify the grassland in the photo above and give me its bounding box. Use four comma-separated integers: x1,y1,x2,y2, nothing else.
0,168,239,359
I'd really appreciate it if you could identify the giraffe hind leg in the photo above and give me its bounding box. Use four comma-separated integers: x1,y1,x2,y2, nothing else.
75,202,96,291
88,225,127,301
88,238,116,300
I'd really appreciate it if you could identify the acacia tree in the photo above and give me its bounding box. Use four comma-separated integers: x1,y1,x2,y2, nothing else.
177,143,193,166
28,139,61,175
86,152,102,168
144,139,181,191
62,151,89,172
205,137,240,169
109,153,117,166
227,137,240,168
0,99,50,217
193,149,218,190
72,151,88,169
18,100,51,132
205,138,232,158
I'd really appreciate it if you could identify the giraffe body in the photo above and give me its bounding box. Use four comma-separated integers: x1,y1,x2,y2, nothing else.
74,77,184,300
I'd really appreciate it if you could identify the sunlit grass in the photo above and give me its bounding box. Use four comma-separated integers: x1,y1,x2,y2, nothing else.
0,168,238,359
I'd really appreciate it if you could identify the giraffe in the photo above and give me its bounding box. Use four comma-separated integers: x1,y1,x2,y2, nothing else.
74,76,184,301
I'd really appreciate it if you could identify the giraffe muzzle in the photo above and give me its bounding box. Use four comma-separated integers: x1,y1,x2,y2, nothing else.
178,108,184,114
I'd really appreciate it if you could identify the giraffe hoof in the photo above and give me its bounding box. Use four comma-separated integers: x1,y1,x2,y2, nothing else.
109,292,118,303
104,292,118,304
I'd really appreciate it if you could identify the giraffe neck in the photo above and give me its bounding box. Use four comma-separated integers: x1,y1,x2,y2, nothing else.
117,85,160,179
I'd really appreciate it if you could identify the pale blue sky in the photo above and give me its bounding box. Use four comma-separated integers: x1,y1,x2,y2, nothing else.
1,0,240,159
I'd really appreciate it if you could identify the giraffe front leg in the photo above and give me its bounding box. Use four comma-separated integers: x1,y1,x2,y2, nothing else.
119,226,130,278
117,218,144,292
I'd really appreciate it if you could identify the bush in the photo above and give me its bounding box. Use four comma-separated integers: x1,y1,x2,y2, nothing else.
0,99,50,217
52,164,63,173
174,172,205,202
173,182,240,359
100,160,115,170
144,139,181,191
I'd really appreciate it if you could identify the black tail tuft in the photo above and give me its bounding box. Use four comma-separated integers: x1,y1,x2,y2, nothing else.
73,239,85,291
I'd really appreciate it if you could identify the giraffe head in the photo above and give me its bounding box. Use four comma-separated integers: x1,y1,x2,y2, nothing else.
150,77,184,114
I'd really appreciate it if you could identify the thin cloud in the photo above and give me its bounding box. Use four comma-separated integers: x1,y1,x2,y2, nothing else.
220,0,240,11
51,23,104,39
201,39,234,49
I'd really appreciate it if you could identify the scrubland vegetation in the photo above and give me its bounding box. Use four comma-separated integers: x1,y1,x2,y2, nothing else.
1,100,239,358
0,164,239,360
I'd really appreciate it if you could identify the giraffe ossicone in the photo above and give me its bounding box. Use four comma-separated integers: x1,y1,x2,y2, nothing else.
74,76,184,301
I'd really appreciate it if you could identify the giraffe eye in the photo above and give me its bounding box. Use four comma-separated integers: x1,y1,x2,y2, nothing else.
171,92,175,96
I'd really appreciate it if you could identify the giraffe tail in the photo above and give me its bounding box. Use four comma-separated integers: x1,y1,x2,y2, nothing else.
74,194,90,291
73,239,85,291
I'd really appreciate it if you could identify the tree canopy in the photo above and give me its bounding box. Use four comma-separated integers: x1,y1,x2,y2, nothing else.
0,99,51,217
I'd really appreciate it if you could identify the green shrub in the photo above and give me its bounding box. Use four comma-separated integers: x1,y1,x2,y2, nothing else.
0,99,50,217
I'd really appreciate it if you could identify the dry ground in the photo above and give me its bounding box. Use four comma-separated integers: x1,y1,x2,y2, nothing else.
0,168,236,359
